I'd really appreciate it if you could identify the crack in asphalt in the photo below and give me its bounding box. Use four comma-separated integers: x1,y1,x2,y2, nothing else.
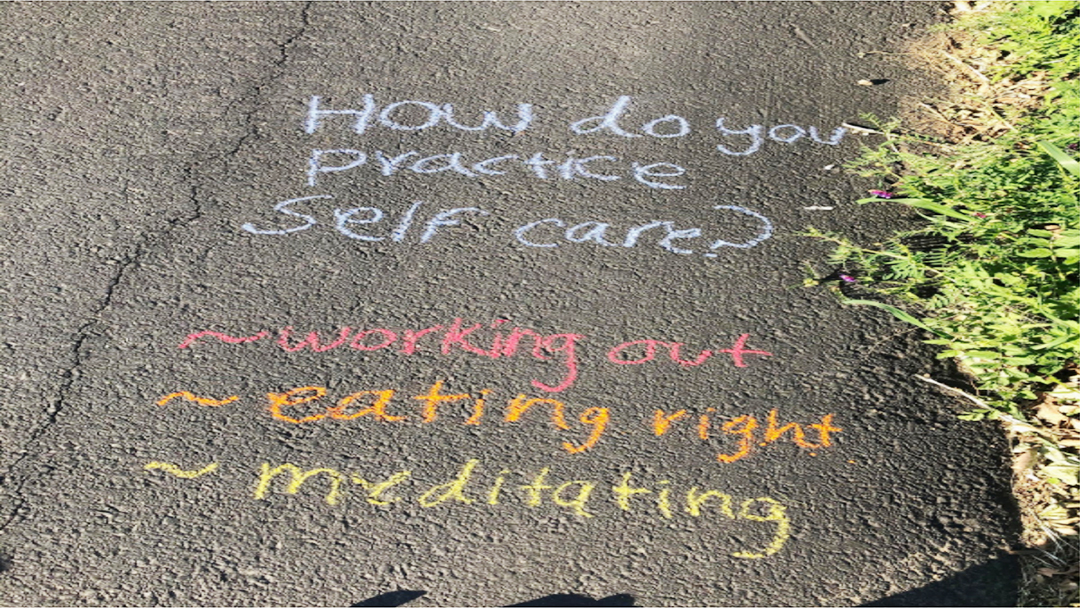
219,0,312,159
0,1,313,537
0,185,149,533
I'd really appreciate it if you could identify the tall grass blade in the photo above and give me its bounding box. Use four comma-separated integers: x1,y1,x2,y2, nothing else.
841,298,948,337
1037,141,1080,177
889,198,975,222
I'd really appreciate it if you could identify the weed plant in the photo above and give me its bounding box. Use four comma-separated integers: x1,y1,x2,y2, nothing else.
811,1,1078,420
807,4,1079,601
810,131,1078,417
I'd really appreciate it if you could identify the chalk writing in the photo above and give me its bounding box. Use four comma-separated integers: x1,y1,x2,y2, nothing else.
156,383,839,462
143,457,791,559
607,333,772,368
144,461,219,479
232,92,852,267
570,96,846,154
513,205,773,254
177,330,270,348
714,118,846,156
305,95,535,135
306,149,688,189
156,391,239,407
177,320,772,392
241,197,490,243
652,407,840,462
302,94,847,158
240,198,773,256
168,92,856,568
252,458,793,558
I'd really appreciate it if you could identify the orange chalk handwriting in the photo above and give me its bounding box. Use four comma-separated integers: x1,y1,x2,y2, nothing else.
697,407,716,440
653,408,841,463
717,415,758,463
267,386,328,424
414,381,472,423
653,409,687,436
157,382,834,463
464,389,491,426
332,390,404,422
168,381,616,454
505,395,570,429
763,409,816,448
562,407,610,454
810,414,842,447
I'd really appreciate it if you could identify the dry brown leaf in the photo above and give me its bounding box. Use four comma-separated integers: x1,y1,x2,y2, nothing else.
1014,448,1037,475
1037,401,1070,426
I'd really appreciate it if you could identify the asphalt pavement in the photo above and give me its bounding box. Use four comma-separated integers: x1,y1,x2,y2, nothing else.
0,2,1019,606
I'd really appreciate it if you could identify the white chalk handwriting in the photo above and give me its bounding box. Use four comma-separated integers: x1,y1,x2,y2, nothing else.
304,94,847,157
241,198,773,257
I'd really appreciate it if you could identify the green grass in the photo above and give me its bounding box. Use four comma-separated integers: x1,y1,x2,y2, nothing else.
810,0,1079,420
807,2,1080,603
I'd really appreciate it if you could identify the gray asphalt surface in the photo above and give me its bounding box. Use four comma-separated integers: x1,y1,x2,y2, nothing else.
1,2,1019,606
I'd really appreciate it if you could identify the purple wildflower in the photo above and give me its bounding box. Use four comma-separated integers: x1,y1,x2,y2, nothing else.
974,212,987,219
1067,142,1078,151
839,274,857,283
868,189,894,199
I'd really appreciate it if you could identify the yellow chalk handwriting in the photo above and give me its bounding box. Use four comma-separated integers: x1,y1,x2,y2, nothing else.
612,472,650,511
520,467,553,507
685,487,735,518
156,392,239,407
254,463,345,505
552,480,595,517
352,471,412,505
418,459,479,507
731,497,791,559
144,461,219,478
150,457,798,560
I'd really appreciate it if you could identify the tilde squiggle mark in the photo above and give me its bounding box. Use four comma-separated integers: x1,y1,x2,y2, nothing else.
156,392,240,407
144,462,220,479
178,330,270,349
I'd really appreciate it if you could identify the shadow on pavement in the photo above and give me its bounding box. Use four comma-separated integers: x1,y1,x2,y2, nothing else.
350,591,636,607
508,593,636,606
352,590,428,607
860,556,1019,607
350,558,1016,608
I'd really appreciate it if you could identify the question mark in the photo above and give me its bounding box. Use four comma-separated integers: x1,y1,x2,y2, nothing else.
703,205,774,257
